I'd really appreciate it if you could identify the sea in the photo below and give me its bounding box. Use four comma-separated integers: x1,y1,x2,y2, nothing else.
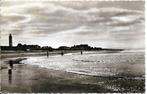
20,50,145,78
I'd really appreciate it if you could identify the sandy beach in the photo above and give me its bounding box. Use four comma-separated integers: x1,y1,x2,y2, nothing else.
1,51,145,93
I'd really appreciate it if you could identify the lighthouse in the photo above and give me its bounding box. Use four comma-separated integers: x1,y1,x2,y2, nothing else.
9,34,12,47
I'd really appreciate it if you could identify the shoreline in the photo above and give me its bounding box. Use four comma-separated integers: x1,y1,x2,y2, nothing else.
1,51,145,93
1,50,127,59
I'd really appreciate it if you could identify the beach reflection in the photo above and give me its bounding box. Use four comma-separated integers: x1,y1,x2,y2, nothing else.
8,69,12,84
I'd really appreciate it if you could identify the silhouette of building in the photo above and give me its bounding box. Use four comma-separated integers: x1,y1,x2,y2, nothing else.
9,34,13,47
41,46,53,51
58,46,70,50
16,43,41,51
70,44,91,50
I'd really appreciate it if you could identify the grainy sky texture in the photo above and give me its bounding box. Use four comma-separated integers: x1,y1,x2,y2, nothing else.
0,0,145,49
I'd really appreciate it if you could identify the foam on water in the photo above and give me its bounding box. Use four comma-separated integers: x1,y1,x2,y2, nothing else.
21,51,145,77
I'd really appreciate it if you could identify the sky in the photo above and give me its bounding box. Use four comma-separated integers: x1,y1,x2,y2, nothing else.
0,0,145,49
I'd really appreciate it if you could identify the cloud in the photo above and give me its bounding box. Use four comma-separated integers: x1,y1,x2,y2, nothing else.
0,1,145,49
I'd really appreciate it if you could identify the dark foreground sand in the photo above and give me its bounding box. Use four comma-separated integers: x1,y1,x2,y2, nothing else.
1,62,145,93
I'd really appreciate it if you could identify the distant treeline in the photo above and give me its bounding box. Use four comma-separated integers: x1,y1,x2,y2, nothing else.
0,43,123,51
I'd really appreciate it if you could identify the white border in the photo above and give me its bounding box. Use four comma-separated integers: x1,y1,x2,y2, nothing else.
2,0,145,1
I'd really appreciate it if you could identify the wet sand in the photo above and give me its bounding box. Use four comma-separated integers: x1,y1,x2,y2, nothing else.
1,62,145,93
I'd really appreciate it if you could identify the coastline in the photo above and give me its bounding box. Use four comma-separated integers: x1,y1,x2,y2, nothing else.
1,51,145,93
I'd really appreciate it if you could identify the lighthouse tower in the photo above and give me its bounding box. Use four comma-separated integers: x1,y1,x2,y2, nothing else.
9,34,12,47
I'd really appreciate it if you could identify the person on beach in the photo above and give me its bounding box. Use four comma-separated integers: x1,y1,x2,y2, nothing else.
61,51,64,56
47,51,49,57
